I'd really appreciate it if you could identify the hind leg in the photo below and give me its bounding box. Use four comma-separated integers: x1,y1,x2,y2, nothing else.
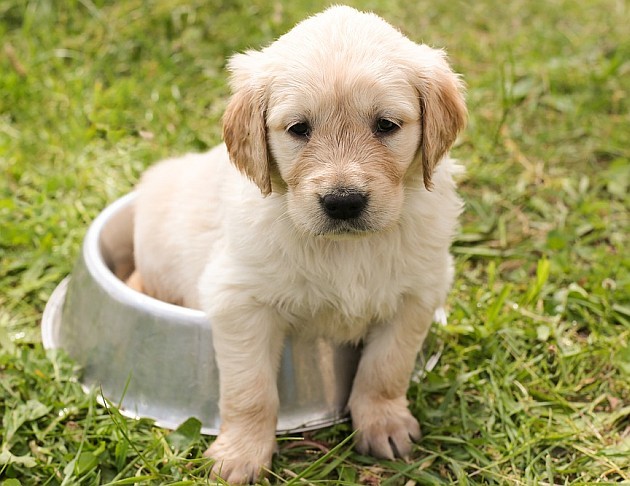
125,270,145,293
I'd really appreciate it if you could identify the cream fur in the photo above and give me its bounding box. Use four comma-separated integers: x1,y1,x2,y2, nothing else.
131,5,466,484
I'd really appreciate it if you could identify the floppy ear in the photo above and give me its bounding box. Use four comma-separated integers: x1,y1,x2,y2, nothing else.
222,52,272,196
411,46,467,189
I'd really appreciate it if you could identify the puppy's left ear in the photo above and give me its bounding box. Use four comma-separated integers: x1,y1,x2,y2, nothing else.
222,52,272,196
410,45,467,189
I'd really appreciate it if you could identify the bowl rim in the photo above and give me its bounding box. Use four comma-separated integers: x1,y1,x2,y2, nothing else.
82,192,208,324
41,276,68,350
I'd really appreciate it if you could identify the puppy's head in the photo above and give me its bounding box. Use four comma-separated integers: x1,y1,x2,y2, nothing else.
223,6,466,237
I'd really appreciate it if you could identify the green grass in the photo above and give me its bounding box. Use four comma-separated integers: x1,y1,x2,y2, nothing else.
1,0,628,484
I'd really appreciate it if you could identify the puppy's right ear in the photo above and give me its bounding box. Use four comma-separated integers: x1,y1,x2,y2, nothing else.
222,52,272,196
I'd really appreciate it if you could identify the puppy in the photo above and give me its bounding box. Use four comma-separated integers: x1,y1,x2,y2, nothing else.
130,5,466,484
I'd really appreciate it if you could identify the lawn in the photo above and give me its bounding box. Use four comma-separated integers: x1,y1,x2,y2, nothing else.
1,0,628,484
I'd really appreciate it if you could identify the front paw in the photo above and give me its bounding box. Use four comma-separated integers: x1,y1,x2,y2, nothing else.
350,396,421,460
204,431,276,484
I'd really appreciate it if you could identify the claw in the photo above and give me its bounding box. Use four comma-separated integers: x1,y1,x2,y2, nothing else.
351,397,421,462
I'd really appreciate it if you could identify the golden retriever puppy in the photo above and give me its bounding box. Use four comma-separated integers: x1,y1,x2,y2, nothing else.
130,5,466,484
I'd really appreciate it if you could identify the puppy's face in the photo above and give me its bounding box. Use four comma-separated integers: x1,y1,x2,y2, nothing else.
222,6,466,237
265,64,421,236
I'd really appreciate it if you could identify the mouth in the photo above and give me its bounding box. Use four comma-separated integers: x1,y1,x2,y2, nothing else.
314,219,374,238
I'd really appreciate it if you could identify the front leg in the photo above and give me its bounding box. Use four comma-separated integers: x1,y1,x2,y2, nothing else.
348,297,433,459
204,301,286,484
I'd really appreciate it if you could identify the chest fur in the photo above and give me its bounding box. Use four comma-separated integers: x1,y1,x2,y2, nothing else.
265,235,426,341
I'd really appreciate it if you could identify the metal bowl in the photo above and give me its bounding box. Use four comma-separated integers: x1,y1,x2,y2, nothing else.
41,193,364,435
42,193,444,435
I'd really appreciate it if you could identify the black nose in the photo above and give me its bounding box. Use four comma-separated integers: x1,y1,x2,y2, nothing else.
320,192,368,220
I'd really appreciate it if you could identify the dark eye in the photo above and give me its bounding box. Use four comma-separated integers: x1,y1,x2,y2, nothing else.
288,122,311,138
375,118,400,134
